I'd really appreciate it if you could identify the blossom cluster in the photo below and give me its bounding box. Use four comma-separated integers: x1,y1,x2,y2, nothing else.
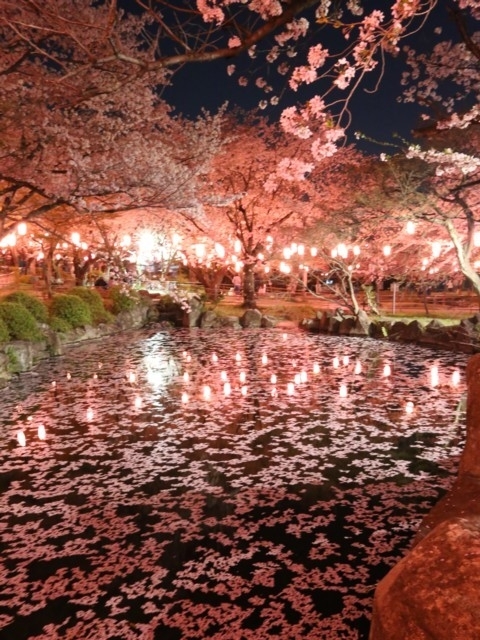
406,145,480,177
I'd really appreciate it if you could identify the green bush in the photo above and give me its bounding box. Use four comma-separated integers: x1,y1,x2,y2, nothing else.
48,316,72,333
2,291,49,323
107,285,140,314
66,287,114,325
0,316,10,342
67,286,104,311
0,302,42,341
49,294,92,328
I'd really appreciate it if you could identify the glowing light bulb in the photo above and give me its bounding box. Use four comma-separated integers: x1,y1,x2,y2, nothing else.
383,364,391,377
339,384,348,398
431,241,441,258
405,401,414,414
354,360,362,375
86,408,94,422
343,356,350,366
430,366,439,388
235,352,242,363
181,392,189,404
451,370,460,386
17,430,26,447
239,371,246,383
271,387,277,397
128,372,136,383
261,354,268,365
211,353,218,363
37,424,46,440
220,370,228,382
406,221,416,235
294,373,301,384
300,370,308,383
241,385,248,396
333,356,339,368
134,396,142,409
287,382,295,396
223,382,232,396
203,385,211,401
270,373,277,384
66,372,71,381
313,363,320,375
17,222,27,236
183,372,190,383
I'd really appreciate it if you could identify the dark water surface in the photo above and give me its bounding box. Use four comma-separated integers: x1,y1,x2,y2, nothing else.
0,328,468,639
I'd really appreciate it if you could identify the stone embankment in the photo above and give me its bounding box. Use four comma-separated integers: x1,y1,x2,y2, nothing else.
301,308,480,353
0,306,150,386
179,295,277,330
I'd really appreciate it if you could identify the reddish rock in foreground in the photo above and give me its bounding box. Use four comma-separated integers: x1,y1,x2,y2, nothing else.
370,354,480,639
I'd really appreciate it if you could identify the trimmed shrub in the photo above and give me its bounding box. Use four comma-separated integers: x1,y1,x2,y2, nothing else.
107,285,140,314
0,302,42,341
0,316,10,342
48,316,72,333
67,286,104,311
67,287,114,325
49,294,92,328
2,291,49,323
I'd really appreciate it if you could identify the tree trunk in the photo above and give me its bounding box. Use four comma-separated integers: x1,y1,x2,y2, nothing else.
43,247,55,298
346,272,360,315
446,218,480,308
242,262,256,309
190,265,227,302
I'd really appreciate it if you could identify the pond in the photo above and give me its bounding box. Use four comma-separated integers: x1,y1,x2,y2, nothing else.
0,328,468,640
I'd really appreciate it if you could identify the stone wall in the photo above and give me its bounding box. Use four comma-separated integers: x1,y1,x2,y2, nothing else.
301,309,480,354
0,305,150,386
369,354,480,639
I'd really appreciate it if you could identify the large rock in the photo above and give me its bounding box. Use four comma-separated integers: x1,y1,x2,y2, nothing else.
261,315,277,329
460,354,480,477
370,517,480,640
1,341,42,373
217,315,242,330
182,294,204,328
240,308,262,328
338,316,355,335
370,354,480,640
349,310,372,337
199,310,218,328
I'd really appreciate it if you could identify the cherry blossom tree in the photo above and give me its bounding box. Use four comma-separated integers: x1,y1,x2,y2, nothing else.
354,135,480,304
0,83,225,242
176,111,338,307
0,0,444,162
401,1,479,129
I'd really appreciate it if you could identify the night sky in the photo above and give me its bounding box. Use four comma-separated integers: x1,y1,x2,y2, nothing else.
161,2,463,155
